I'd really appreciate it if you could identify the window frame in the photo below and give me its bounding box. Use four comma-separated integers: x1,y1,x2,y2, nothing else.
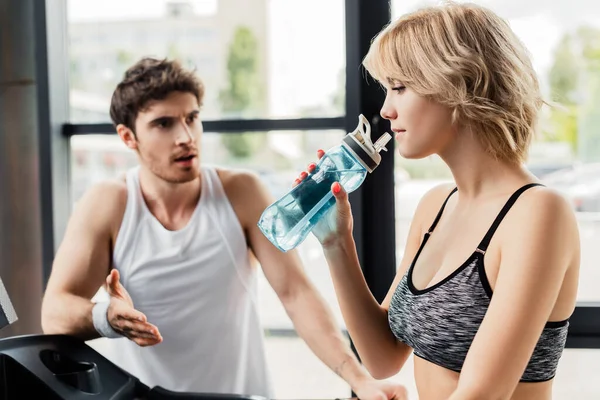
42,0,600,375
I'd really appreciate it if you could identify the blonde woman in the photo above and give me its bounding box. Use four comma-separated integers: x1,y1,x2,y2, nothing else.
297,2,580,399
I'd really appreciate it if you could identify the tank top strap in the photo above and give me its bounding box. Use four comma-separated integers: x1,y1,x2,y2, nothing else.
200,165,223,204
125,166,141,198
199,166,250,271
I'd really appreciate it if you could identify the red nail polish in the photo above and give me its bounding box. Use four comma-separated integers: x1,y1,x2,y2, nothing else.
300,172,307,178
308,163,316,169
333,182,341,194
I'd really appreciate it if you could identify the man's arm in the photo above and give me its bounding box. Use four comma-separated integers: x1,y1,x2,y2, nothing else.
221,170,372,389
41,181,126,340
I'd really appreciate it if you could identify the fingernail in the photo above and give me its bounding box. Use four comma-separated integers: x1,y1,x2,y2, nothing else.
308,163,316,169
317,149,324,154
333,182,341,194
294,179,300,184
300,172,307,179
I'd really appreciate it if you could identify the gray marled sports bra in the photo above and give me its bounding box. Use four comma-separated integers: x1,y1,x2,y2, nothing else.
388,183,569,382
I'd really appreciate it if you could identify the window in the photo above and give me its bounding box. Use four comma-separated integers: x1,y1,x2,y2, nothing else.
56,0,600,398
388,0,600,394
66,0,345,122
65,1,349,398
265,336,349,398
71,131,349,398
390,0,600,303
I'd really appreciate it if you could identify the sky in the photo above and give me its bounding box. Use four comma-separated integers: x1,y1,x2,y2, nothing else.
67,0,600,116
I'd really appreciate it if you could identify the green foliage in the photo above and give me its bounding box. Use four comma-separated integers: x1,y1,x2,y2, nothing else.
549,34,579,105
218,26,266,159
546,27,600,155
219,26,263,116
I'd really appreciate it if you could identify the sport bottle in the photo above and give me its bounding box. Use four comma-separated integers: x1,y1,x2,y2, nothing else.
258,114,392,252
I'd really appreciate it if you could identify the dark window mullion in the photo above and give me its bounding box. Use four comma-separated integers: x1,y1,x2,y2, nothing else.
566,303,600,347
62,117,346,136
345,0,395,305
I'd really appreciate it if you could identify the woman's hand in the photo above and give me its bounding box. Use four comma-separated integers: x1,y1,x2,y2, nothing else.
294,149,355,249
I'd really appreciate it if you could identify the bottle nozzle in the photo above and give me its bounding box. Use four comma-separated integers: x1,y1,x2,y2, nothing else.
374,133,392,153
342,115,392,173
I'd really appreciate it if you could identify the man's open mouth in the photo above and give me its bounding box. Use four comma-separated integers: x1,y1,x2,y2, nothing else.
175,155,195,162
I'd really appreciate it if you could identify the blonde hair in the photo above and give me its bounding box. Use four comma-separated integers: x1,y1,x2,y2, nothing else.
363,1,543,164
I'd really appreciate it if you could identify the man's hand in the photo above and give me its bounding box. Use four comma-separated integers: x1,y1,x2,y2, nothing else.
352,377,409,400
106,269,163,346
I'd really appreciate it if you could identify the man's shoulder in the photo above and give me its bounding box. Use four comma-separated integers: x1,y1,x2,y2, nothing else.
212,167,273,227
214,167,265,197
79,178,128,204
73,178,129,226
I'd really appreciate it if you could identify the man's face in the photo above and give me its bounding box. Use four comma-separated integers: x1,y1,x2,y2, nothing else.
121,91,203,184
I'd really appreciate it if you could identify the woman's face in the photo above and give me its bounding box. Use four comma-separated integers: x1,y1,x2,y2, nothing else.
380,83,457,159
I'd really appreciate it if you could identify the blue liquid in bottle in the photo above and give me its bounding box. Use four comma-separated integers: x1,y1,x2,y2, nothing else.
258,115,392,252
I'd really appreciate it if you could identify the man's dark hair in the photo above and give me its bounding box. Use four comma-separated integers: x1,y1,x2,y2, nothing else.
109,57,204,132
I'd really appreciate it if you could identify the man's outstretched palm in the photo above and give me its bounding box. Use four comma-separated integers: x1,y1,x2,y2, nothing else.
106,269,163,346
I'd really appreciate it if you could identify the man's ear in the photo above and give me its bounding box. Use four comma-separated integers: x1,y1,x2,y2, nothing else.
116,124,138,150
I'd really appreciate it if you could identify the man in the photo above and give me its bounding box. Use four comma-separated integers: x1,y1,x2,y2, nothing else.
41,58,407,399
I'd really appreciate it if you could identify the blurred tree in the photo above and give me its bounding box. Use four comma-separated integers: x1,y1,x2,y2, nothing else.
116,49,134,68
69,58,82,89
219,26,266,159
546,27,600,157
574,27,600,162
546,33,579,152
219,26,263,115
168,43,183,62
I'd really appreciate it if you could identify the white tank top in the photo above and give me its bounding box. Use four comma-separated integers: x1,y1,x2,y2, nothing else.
100,165,272,397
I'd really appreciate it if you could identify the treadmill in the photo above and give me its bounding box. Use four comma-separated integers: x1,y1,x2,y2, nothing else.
0,333,269,400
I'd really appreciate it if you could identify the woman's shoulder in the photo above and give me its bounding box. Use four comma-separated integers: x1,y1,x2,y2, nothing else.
490,185,580,276
412,182,457,230
421,182,457,203
418,182,457,211
505,184,575,224
502,185,578,238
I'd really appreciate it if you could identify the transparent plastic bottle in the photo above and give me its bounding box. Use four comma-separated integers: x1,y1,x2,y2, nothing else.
258,114,392,252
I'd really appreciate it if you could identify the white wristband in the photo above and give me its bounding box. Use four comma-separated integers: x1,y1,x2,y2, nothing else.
92,301,122,338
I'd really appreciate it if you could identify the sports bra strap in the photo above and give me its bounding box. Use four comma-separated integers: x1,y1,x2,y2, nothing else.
427,187,458,233
476,183,545,253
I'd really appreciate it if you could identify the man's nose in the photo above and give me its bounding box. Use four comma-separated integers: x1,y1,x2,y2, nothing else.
175,119,194,145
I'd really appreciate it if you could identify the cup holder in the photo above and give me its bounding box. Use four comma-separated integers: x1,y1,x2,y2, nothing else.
39,349,102,394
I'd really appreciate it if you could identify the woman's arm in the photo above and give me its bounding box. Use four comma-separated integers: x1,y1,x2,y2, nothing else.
322,182,456,379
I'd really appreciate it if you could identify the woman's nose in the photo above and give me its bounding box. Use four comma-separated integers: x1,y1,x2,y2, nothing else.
380,94,397,121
